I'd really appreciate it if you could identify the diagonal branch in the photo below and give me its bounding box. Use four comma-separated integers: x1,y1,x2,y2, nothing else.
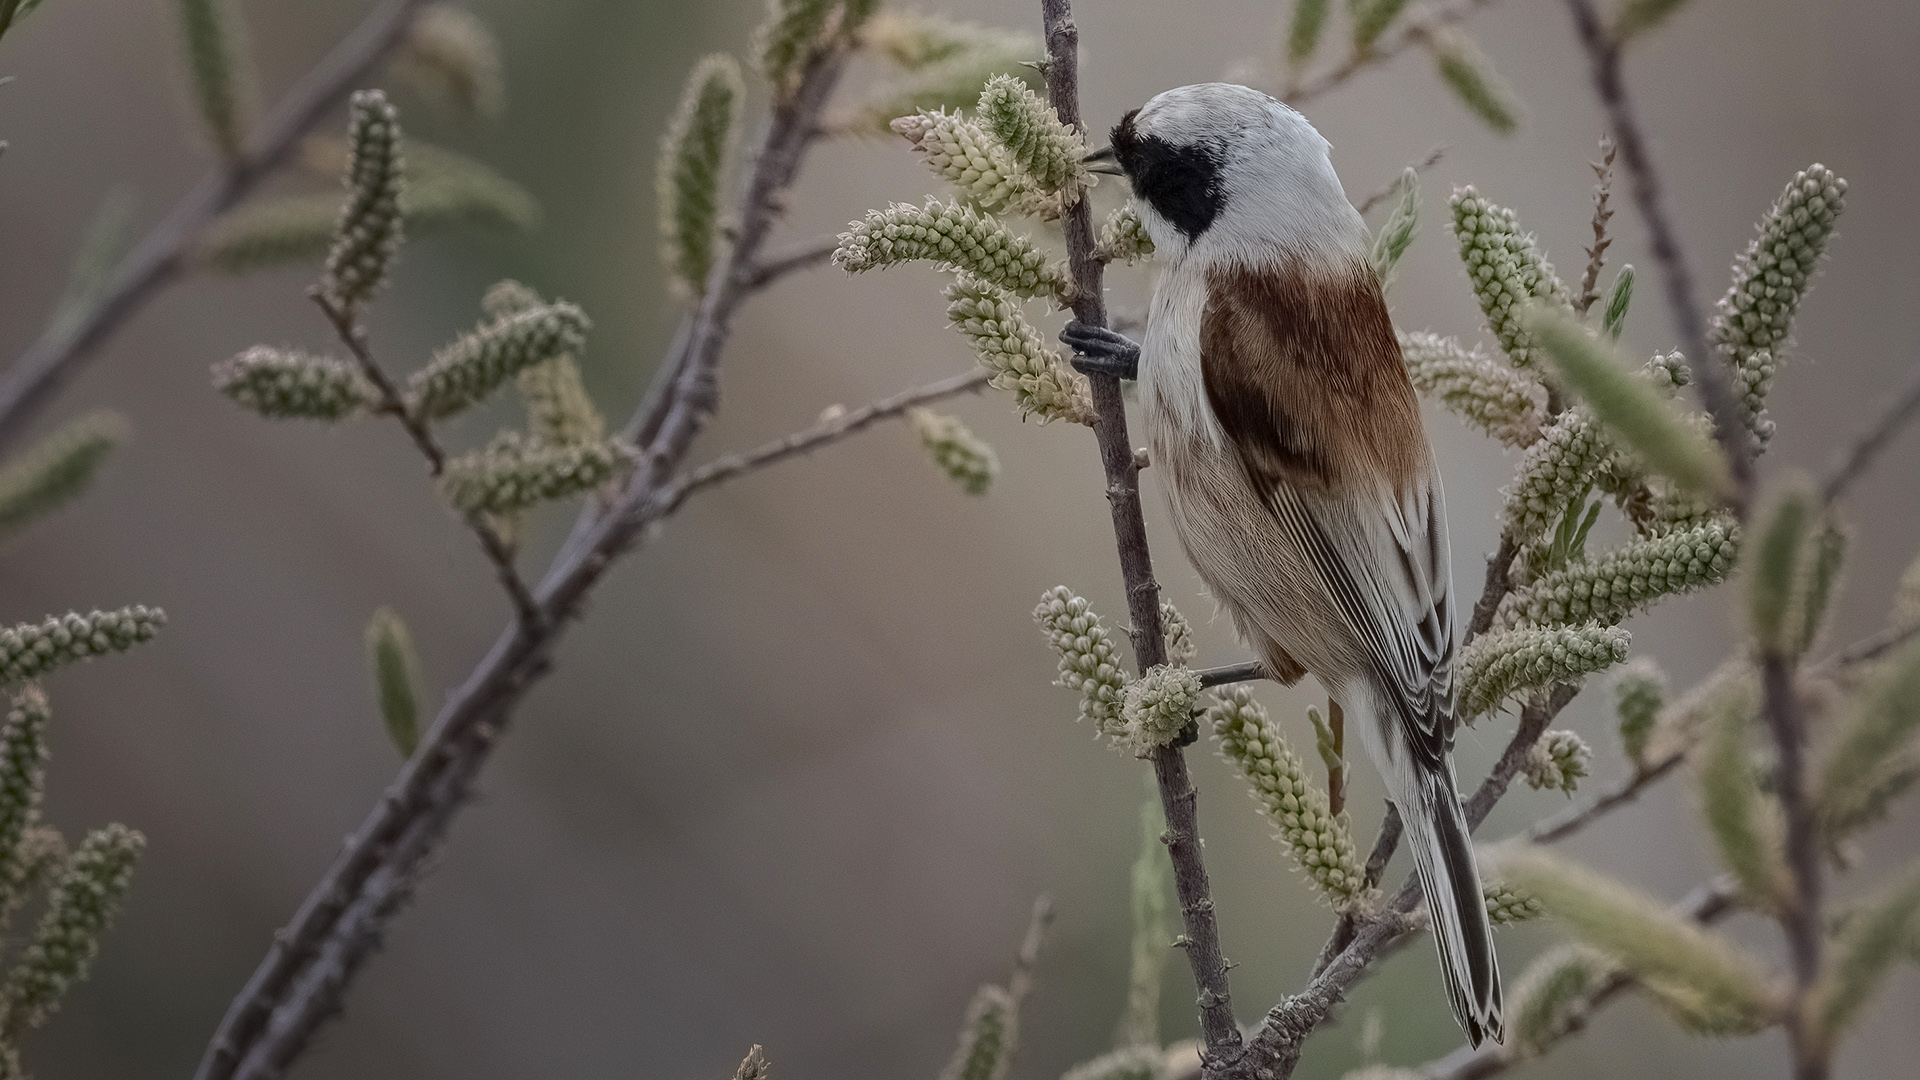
1819,358,1920,506
0,0,431,453
1283,0,1507,105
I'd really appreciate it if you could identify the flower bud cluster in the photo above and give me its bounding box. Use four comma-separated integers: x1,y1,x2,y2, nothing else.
1524,729,1594,793
1207,687,1365,906
0,411,127,544
1457,624,1631,721
212,346,378,421
438,432,632,516
1496,518,1740,630
1120,665,1202,756
908,408,998,495
890,110,1056,219
945,276,1093,424
1503,407,1614,542
1612,658,1667,768
1098,204,1155,264
0,823,144,1034
835,200,1067,300
1033,586,1128,738
975,75,1086,194
1400,331,1548,449
0,608,166,686
1159,601,1196,668
1451,188,1570,372
325,90,405,311
406,302,591,420
1484,881,1547,924
0,686,50,907
658,55,743,298
941,984,1017,1080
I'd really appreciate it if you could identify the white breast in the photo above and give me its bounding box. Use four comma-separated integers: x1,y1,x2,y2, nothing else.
1139,260,1224,453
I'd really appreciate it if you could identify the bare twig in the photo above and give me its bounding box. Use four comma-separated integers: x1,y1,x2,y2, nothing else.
739,235,842,290
193,37,857,1080
1284,0,1506,105
1820,359,1920,506
0,0,431,453
649,369,989,518
1007,895,1055,1006
1355,146,1447,216
1196,661,1266,688
1465,533,1520,643
1042,0,1240,1061
1523,750,1685,845
1574,134,1616,315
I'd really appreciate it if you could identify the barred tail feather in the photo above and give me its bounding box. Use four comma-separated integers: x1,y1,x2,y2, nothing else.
1401,766,1504,1046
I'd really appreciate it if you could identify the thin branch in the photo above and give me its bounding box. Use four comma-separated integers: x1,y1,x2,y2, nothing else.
0,0,431,453
1196,661,1266,688
1355,146,1448,215
1574,134,1616,316
192,37,858,1080
1523,750,1685,845
1042,0,1240,1062
1465,533,1519,643
1819,359,1920,505
1007,895,1055,1006
738,235,842,291
1284,0,1505,106
1822,618,1920,671
648,370,989,519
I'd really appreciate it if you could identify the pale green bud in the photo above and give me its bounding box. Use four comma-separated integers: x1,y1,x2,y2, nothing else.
1369,168,1420,286
0,411,127,547
1601,263,1634,339
1098,204,1155,264
324,90,406,312
1207,687,1365,907
1160,600,1196,668
482,282,606,447
365,608,422,757
0,607,166,687
1509,944,1614,1054
1496,517,1740,629
1121,665,1203,755
1457,624,1630,721
1503,407,1613,543
891,110,1058,219
1062,1047,1163,1080
1523,729,1593,793
392,3,504,120
1400,331,1548,449
1747,482,1812,655
976,74,1087,194
1700,685,1786,909
1612,658,1667,768
212,346,378,421
1812,868,1920,1046
835,200,1068,300
659,55,744,298
851,47,1042,134
0,686,50,918
1351,0,1412,52
1033,586,1128,738
406,301,591,420
174,0,253,161
944,276,1092,425
941,984,1017,1080
1484,880,1546,925
909,408,998,495
0,823,143,1038
439,432,633,515
1287,0,1331,67
1429,29,1521,135
1449,187,1569,371
755,0,838,100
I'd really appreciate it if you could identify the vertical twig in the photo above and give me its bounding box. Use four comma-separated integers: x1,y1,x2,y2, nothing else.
1574,134,1615,315
1039,0,1242,1062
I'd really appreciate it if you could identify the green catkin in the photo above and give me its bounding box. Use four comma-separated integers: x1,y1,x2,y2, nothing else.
1207,688,1365,906
175,0,252,160
1098,204,1155,264
1484,880,1547,924
1287,0,1331,68
755,0,871,100
1033,586,1128,739
324,90,405,312
1502,407,1614,542
212,346,377,421
851,45,1042,134
1456,624,1631,721
1429,28,1521,134
393,3,504,120
438,432,632,515
1450,187,1569,371
944,276,1093,425
1523,729,1593,793
1509,944,1614,1054
1700,687,1785,909
1369,168,1420,284
1601,263,1634,339
0,823,143,1039
975,75,1086,194
1814,868,1920,1045
1711,165,1848,447
405,302,591,420
1818,637,1920,840
1787,519,1846,658
365,609,422,757
0,607,166,686
658,55,745,298
0,411,127,546
1495,517,1741,630
1351,0,1412,52
1116,797,1171,1048
860,11,1016,69
940,985,1018,1080
1120,665,1202,755
1398,332,1548,448
1747,484,1812,655
484,282,606,446
908,409,998,495
891,110,1057,219
1160,601,1196,668
1612,658,1667,768
0,686,49,916
835,200,1068,300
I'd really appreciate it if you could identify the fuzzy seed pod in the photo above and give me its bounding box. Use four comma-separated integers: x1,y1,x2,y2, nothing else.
1399,331,1548,449
0,607,166,687
908,408,998,495
941,984,1018,1080
1160,600,1196,668
365,608,422,757
976,74,1086,194
944,276,1093,425
406,301,591,420
1208,687,1366,907
659,55,744,298
175,0,253,161
1033,586,1129,738
393,3,504,119
891,110,1058,219
1508,944,1614,1054
0,411,127,547
0,686,50,917
0,823,143,1038
1712,165,1848,447
835,200,1068,300
1457,624,1630,721
1523,729,1593,793
324,90,406,311
1098,204,1155,264
439,432,631,515
1061,1047,1163,1080
1120,665,1202,756
1450,188,1568,373
1429,28,1521,135
1496,517,1741,630
212,346,378,421
1484,880,1547,924
1612,658,1667,768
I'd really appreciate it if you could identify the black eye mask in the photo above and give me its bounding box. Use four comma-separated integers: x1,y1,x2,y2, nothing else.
1109,108,1226,241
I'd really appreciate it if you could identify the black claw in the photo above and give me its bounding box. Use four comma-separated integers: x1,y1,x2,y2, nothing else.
1060,320,1141,381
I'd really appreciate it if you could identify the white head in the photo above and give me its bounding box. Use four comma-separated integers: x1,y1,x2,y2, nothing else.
1101,83,1367,268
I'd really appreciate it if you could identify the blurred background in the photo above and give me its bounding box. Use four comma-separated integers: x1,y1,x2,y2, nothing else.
0,0,1915,1077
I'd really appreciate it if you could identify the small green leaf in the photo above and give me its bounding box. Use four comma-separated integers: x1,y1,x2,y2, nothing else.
365,608,422,757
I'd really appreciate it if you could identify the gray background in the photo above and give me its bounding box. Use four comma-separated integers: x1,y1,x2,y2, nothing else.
0,0,1915,1077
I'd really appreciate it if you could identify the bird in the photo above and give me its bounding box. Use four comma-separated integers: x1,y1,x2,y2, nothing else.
1062,82,1503,1047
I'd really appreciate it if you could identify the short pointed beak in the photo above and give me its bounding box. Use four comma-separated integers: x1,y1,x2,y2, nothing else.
1084,146,1125,176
